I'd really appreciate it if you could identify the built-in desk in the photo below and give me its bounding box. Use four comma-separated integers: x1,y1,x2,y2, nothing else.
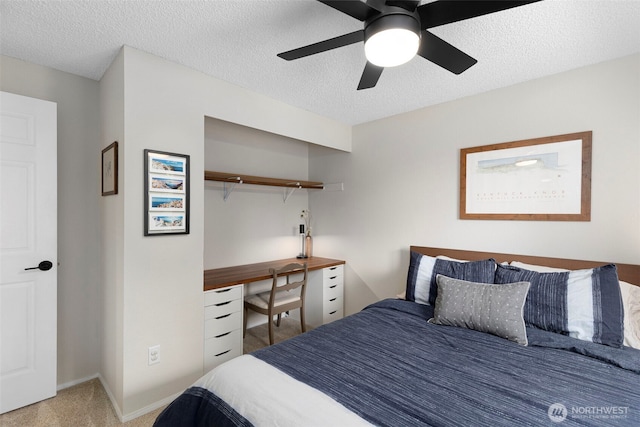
202,257,345,373
204,256,345,291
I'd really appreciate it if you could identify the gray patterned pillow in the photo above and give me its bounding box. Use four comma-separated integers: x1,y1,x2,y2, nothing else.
429,275,531,346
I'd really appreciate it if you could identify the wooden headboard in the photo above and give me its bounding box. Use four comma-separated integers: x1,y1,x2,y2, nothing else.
410,246,640,286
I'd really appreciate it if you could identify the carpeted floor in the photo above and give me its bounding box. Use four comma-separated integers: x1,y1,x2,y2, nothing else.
0,318,303,426
243,316,305,353
0,377,163,427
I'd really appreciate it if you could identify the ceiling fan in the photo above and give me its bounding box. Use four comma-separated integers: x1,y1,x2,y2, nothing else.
278,0,542,90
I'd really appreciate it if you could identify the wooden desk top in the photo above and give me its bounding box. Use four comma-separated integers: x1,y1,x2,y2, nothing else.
204,256,345,291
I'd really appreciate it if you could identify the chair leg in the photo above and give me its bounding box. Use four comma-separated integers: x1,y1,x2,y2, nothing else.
300,308,306,333
276,313,281,327
268,316,274,345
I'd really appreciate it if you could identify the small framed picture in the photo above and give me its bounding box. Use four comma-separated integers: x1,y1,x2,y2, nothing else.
102,141,118,196
149,194,186,211
144,149,190,235
148,174,186,193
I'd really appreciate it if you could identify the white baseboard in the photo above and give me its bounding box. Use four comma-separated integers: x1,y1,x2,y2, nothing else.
121,391,180,423
97,374,124,422
57,373,178,423
97,374,179,423
57,373,99,391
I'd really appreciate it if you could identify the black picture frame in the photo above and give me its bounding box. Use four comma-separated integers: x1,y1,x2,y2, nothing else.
144,149,190,236
102,141,118,196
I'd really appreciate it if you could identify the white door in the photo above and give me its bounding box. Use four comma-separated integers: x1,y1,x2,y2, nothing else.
0,91,57,414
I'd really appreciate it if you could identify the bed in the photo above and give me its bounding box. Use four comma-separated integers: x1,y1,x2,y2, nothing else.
154,247,640,426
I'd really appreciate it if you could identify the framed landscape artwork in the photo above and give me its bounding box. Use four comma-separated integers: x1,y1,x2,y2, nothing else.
144,149,190,235
460,131,592,221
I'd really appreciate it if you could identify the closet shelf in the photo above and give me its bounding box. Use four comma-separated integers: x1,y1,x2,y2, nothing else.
205,171,324,189
204,170,324,202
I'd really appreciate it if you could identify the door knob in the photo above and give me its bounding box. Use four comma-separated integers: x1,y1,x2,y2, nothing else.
25,261,53,271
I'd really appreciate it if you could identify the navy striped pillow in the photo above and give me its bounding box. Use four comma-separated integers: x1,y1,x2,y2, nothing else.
406,252,496,306
494,263,624,348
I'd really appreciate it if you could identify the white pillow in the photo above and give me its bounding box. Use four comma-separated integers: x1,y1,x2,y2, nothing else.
436,255,467,262
397,254,473,299
509,261,566,273
619,280,640,349
510,261,640,349
439,255,508,267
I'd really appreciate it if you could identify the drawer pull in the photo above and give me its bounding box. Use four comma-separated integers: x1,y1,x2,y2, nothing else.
329,276,337,280
329,310,337,315
215,332,231,338
329,298,337,302
329,267,338,270
329,285,337,289
215,313,231,320
215,301,231,307
216,288,232,293
215,349,231,357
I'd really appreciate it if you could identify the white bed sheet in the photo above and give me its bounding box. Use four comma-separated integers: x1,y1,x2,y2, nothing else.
195,354,373,427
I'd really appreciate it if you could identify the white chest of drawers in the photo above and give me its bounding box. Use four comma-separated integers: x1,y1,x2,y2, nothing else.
306,264,344,328
203,284,243,372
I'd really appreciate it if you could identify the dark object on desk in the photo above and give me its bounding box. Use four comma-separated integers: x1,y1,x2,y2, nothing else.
297,224,307,259
243,262,308,345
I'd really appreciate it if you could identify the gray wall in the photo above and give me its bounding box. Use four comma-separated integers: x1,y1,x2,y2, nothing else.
310,54,640,314
204,117,311,269
0,55,102,388
1,50,638,417
99,47,349,419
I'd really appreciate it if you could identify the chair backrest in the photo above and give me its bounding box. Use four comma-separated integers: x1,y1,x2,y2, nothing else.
267,262,308,308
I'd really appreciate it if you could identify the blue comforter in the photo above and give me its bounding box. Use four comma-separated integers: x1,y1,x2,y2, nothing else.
155,299,640,426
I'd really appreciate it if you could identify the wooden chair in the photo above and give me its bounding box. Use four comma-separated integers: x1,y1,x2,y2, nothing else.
243,262,308,346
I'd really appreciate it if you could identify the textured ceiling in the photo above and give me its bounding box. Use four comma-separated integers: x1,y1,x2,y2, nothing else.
1,0,639,125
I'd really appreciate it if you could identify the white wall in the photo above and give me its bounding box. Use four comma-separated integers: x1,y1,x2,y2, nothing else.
1,46,349,420
0,56,102,388
3,48,638,420
99,49,125,412
99,46,350,419
204,117,311,269
310,54,640,314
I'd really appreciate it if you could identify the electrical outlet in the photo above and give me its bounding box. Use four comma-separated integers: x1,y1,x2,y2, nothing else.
148,345,160,365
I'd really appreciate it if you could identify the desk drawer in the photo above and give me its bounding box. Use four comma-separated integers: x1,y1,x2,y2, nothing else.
205,286,242,306
324,281,343,300
204,347,239,372
323,297,343,324
204,329,242,372
204,298,241,320
325,296,343,313
323,265,344,282
204,311,241,339
204,329,241,355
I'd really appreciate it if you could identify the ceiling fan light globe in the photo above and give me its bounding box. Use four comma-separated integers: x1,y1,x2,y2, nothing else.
365,28,419,67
